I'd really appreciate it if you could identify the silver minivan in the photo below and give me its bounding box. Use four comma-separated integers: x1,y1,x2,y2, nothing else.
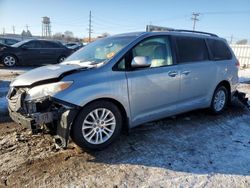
7,30,239,150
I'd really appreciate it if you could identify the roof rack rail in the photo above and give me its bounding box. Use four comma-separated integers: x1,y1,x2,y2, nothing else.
171,29,218,37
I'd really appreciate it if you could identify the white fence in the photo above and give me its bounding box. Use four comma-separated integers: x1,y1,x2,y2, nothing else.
230,44,250,68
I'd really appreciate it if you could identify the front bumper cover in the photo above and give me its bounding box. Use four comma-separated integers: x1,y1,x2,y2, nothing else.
9,107,55,130
8,100,79,148
9,108,35,129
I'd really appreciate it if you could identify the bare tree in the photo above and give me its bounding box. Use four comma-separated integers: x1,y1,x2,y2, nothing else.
64,31,74,41
53,32,63,40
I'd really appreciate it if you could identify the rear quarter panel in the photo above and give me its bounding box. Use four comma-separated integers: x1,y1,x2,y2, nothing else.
209,57,238,103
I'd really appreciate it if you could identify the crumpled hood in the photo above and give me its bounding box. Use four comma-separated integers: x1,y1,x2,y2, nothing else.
11,64,85,87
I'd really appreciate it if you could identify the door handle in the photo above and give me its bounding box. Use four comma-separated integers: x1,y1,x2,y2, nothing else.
181,71,190,76
168,71,178,77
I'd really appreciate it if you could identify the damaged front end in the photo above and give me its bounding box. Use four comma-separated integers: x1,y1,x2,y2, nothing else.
7,85,79,148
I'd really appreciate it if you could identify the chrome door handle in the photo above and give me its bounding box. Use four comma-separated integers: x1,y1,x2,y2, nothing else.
168,71,178,77
181,71,190,75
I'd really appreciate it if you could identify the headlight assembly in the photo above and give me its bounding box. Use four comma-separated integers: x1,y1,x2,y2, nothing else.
25,81,73,101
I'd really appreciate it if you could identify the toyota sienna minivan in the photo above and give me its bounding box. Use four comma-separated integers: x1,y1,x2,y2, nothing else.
7,30,239,150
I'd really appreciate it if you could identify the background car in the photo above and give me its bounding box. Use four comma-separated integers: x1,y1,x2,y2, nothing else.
0,39,74,66
0,37,20,46
65,42,84,51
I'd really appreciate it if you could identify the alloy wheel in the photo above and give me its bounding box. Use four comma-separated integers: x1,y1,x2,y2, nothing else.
3,56,16,66
82,108,116,145
59,57,65,63
213,89,226,112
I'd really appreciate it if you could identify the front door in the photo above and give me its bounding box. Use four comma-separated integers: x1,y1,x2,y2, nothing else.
126,36,180,126
20,41,43,64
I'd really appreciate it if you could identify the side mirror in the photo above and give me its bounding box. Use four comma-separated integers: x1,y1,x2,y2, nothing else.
131,56,151,68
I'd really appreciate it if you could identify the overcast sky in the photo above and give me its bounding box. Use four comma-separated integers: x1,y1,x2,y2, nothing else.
0,0,250,42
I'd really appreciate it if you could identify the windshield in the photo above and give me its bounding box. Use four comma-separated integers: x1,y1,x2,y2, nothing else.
64,36,136,65
11,40,31,47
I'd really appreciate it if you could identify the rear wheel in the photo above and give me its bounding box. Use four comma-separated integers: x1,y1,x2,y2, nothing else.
57,56,66,63
210,86,228,114
71,101,123,150
2,55,17,67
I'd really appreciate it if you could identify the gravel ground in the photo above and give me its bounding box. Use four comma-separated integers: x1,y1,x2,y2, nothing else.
0,84,249,187
0,66,250,187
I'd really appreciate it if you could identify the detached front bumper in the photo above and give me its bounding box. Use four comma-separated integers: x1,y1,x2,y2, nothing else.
8,93,79,148
8,108,54,131
9,108,35,129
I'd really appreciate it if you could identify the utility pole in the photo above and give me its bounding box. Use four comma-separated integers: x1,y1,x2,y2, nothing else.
25,24,29,31
88,10,93,43
230,35,233,44
191,12,200,31
2,28,5,35
12,25,15,34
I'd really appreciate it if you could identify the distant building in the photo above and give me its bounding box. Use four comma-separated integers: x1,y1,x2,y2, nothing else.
0,30,40,41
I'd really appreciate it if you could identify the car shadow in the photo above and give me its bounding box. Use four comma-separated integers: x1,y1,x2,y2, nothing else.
87,101,250,176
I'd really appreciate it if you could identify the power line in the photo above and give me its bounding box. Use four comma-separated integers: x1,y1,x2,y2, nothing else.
201,10,250,15
191,12,200,31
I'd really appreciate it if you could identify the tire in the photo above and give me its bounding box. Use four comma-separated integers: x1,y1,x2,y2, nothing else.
210,85,228,114
71,101,123,150
57,55,66,63
2,54,17,67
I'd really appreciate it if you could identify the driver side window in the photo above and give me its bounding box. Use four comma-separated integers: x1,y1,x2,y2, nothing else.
131,36,173,68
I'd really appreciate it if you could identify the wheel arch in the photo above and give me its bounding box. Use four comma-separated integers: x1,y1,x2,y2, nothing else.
74,97,130,133
215,80,231,103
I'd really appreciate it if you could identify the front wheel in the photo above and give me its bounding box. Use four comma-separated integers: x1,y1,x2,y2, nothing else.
210,86,228,114
2,55,17,67
71,101,123,150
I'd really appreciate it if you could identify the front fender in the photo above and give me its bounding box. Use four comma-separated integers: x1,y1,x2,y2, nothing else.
53,69,131,123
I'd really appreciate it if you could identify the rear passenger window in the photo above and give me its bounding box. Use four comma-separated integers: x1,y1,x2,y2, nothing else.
42,41,61,48
207,39,232,60
24,41,42,48
176,37,209,63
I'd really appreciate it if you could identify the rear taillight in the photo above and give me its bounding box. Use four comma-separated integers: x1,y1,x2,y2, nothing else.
236,59,240,68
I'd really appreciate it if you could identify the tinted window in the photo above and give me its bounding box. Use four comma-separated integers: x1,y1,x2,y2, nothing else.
176,37,209,63
23,41,42,48
42,41,61,48
207,39,232,60
6,39,18,45
0,39,5,44
66,43,76,47
131,36,173,68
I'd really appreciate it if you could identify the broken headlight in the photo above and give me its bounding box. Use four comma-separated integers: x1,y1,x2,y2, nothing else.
25,81,73,101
